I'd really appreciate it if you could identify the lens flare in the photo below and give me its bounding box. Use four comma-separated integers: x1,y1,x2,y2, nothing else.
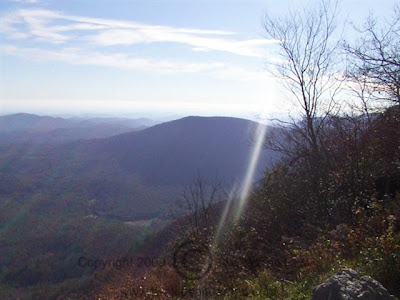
212,121,266,250
235,122,266,221
212,185,238,249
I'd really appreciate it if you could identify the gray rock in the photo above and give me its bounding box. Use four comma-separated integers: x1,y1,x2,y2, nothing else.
310,269,398,300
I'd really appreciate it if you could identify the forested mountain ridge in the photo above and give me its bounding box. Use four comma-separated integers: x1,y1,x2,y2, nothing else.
4,115,277,186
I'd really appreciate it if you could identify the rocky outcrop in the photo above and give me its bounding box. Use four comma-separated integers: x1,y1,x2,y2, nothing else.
311,269,398,300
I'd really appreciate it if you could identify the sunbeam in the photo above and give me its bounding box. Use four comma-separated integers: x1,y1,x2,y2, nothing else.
235,122,267,221
211,121,267,251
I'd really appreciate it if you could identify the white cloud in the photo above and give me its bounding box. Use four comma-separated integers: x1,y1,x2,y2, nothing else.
0,8,278,83
89,28,271,57
2,44,270,82
0,9,277,57
0,9,66,42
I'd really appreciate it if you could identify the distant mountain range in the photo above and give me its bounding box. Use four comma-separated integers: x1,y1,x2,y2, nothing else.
0,113,155,144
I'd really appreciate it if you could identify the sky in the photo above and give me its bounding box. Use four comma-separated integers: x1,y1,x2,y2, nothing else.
0,0,397,120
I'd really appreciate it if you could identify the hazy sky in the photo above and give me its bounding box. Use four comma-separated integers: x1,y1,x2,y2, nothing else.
0,0,397,119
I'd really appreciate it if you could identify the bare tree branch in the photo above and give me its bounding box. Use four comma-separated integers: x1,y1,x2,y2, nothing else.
264,0,341,164
344,6,400,105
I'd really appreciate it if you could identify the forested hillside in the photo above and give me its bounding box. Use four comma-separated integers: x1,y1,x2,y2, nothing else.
0,116,276,299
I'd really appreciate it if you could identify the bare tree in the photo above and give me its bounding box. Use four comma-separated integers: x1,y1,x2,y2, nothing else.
264,1,342,165
344,5,400,106
171,174,223,234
